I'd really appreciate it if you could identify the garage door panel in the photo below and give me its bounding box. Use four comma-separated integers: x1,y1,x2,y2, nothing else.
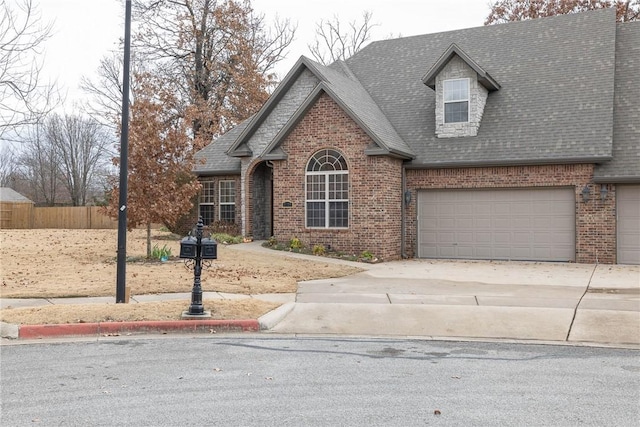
456,218,473,228
476,232,492,243
512,217,532,228
474,203,492,214
513,232,532,244
617,185,640,264
418,188,575,261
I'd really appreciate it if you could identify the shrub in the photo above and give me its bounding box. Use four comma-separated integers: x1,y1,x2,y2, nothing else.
289,236,303,250
212,233,243,244
312,244,326,256
206,220,241,236
266,236,278,247
151,244,172,261
360,250,374,261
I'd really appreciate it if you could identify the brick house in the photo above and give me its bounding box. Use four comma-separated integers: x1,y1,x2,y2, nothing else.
194,9,640,265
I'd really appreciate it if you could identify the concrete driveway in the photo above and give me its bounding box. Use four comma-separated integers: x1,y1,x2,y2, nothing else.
244,245,639,346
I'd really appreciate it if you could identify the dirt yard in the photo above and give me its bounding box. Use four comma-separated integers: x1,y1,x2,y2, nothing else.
0,229,362,325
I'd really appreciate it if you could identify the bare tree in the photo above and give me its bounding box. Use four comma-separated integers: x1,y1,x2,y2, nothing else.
129,0,296,138
308,11,378,65
44,114,113,206
18,123,61,205
485,0,640,24
80,52,147,132
0,0,58,140
0,143,16,186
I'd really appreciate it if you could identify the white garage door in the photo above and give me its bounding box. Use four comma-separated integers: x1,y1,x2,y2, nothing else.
617,185,640,265
418,188,575,261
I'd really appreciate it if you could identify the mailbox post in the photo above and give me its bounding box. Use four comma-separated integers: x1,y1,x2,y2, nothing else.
179,216,217,318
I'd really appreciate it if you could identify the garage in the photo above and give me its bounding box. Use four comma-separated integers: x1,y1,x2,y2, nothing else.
617,185,640,264
418,188,575,261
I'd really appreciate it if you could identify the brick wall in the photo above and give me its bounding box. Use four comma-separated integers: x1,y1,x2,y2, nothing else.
405,164,617,263
270,93,404,261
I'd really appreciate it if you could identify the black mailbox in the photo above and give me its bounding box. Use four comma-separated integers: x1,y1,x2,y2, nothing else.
179,236,197,259
202,238,217,259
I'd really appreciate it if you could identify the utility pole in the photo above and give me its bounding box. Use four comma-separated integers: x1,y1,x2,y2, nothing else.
116,0,132,303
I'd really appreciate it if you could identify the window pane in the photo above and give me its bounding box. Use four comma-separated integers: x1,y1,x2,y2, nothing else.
307,149,347,172
306,201,325,227
200,205,215,226
445,101,469,123
329,202,348,227
220,205,235,223
329,174,348,200
444,79,468,102
306,175,325,200
219,181,235,204
200,180,215,204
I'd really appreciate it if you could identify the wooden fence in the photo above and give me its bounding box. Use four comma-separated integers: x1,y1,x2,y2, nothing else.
1,205,119,229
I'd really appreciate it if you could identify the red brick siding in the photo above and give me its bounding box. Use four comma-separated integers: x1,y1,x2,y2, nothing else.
405,164,617,263
270,93,403,261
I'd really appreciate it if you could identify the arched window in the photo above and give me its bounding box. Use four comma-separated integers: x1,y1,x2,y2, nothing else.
305,149,349,228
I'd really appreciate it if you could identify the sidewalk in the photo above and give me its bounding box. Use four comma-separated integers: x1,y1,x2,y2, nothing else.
2,243,639,346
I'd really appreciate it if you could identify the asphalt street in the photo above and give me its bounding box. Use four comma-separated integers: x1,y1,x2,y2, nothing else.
1,335,639,426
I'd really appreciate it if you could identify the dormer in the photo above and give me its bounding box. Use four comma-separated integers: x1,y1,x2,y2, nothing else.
422,43,500,138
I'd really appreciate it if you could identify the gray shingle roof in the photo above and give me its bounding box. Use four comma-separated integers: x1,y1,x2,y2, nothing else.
197,9,636,179
0,187,33,203
193,121,246,174
594,20,640,183
345,8,617,167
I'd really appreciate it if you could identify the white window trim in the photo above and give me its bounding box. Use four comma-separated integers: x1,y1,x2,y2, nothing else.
218,180,235,222
443,78,470,124
305,170,349,229
199,179,216,224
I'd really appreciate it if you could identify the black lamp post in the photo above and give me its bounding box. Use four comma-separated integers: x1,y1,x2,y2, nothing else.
179,217,217,318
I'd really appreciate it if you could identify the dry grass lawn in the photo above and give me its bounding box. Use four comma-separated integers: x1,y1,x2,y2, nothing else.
0,229,362,325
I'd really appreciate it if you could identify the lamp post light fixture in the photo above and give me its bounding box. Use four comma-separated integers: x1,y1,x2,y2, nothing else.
179,217,217,318
600,184,609,201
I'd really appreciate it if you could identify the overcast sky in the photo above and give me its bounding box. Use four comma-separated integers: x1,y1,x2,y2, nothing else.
37,0,491,107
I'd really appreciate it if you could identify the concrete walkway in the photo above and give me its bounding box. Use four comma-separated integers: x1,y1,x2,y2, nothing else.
2,242,639,346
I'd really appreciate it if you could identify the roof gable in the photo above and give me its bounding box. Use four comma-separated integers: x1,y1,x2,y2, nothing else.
229,56,414,160
422,43,500,91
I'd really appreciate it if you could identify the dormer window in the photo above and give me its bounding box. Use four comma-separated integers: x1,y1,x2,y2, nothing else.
422,43,500,138
444,78,469,123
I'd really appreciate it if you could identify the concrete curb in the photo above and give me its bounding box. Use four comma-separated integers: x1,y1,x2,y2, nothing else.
1,321,19,339
258,302,296,330
1,302,297,340
11,319,259,339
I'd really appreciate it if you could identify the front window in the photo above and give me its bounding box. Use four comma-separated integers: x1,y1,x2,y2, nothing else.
219,180,235,223
444,78,469,123
199,179,215,225
306,149,349,228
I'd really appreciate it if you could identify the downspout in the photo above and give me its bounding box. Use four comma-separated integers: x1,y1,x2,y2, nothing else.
266,161,274,238
401,165,407,259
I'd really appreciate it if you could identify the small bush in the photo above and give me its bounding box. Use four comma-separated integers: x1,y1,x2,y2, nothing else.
206,220,241,236
312,244,326,256
211,233,244,244
264,236,278,247
289,236,303,250
360,250,374,260
151,244,172,261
